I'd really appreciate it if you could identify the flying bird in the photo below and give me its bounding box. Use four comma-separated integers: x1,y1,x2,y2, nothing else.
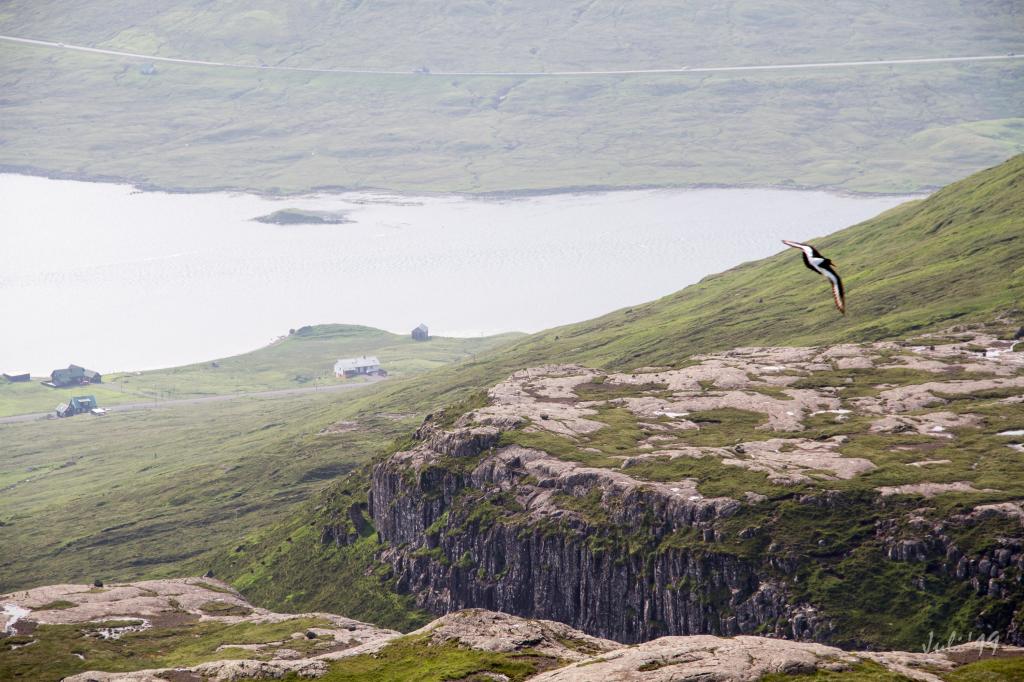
781,240,845,315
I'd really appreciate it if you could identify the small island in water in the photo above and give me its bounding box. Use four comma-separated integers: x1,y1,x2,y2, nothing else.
253,208,353,225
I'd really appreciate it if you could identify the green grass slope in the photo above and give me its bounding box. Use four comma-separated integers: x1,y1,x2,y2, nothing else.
508,153,1024,361
0,324,521,417
0,327,520,592
218,156,1024,632
360,153,1024,413
0,2,1021,193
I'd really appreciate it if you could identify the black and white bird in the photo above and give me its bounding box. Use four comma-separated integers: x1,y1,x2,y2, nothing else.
781,240,846,315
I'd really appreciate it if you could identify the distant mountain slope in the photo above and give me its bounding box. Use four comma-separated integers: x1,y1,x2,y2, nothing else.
5,1,1021,72
1,2,1021,193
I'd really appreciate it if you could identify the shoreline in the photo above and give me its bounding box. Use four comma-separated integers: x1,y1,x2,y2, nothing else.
0,164,933,202
0,172,920,377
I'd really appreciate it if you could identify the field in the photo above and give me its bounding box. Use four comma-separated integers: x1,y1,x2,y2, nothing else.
0,325,520,417
0,381,421,593
0,326,520,591
0,1,1022,194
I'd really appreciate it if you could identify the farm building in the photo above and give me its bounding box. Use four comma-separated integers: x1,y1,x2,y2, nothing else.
47,364,102,388
334,356,384,378
2,373,31,382
412,323,429,341
56,395,101,418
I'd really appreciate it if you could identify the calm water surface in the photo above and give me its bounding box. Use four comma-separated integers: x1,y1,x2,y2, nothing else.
0,174,916,374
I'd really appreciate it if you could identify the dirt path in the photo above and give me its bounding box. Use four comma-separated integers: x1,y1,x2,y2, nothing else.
0,376,387,425
2,34,1021,77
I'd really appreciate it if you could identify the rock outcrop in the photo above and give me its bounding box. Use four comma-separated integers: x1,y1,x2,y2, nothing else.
6,581,1021,681
365,331,1024,645
1,578,400,682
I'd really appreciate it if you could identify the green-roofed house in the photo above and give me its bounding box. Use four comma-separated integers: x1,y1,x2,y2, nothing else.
47,364,102,388
56,395,101,418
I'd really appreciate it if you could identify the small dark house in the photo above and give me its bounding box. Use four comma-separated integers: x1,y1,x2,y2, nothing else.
47,364,102,388
412,323,429,341
56,395,99,417
2,373,30,382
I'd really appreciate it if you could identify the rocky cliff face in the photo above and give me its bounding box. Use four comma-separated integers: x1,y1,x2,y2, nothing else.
366,331,1024,647
369,424,821,643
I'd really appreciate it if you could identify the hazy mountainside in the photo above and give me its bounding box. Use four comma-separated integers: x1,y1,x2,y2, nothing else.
1,2,1022,193
6,580,1021,681
216,157,1024,646
5,1,1021,70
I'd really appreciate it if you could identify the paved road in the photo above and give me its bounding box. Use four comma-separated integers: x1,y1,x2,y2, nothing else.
0,376,387,425
2,34,1021,77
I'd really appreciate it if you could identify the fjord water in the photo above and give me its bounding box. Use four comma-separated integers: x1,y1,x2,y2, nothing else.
0,174,914,375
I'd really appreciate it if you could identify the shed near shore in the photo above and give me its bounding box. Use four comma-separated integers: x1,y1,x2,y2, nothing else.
334,356,384,378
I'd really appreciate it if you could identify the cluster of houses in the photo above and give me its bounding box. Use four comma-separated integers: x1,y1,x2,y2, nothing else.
2,364,104,387
2,364,107,418
13,323,436,416
43,364,103,388
332,324,431,379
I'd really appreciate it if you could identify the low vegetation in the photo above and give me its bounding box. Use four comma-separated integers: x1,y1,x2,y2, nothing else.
314,634,554,682
0,616,328,682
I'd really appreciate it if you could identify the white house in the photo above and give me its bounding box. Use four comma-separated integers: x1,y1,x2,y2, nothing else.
334,356,382,377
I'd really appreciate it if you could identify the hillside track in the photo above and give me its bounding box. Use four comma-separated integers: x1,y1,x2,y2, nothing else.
1,34,1021,77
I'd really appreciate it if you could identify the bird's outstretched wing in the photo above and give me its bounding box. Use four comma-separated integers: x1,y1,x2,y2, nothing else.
782,240,815,259
821,266,846,315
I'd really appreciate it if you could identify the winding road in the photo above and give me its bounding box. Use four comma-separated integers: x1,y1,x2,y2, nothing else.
1,34,1021,77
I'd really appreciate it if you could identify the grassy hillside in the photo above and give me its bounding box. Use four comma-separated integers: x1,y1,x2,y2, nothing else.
0,327,519,591
217,156,1024,632
0,390,413,593
0,325,520,416
503,153,1024,360
0,2,1021,193
346,153,1024,414
4,157,1021,633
